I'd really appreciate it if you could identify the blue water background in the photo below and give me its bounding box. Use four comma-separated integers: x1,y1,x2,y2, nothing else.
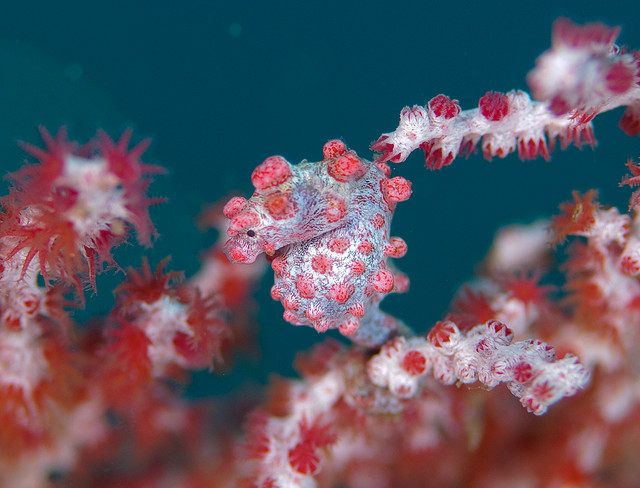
0,1,639,388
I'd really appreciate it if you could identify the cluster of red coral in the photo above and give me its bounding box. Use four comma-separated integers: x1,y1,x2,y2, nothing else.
0,17,639,488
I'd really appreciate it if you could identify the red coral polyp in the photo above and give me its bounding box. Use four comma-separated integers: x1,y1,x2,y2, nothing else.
0,127,164,295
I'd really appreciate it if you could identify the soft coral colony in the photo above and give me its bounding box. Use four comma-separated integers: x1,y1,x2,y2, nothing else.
0,17,639,488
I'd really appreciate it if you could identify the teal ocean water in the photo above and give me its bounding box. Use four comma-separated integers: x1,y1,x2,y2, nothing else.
1,1,638,383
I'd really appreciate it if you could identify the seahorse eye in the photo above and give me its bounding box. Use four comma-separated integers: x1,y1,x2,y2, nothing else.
246,230,256,237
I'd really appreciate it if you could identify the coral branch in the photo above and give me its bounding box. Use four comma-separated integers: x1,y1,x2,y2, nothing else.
372,18,640,168
367,320,590,415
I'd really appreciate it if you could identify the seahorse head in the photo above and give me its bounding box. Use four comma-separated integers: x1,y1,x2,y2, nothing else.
223,142,374,264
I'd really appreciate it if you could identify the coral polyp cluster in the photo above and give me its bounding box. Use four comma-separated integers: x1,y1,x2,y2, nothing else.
0,127,163,293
